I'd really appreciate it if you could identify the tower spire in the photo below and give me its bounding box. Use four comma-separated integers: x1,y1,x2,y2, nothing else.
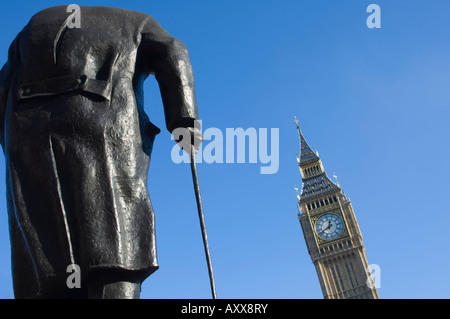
294,117,340,203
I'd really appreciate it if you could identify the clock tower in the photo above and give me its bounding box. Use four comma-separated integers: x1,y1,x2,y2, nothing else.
294,119,379,299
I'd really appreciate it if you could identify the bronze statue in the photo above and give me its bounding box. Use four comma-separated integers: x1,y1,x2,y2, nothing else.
0,5,201,299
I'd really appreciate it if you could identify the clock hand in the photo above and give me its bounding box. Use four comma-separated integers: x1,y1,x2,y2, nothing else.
319,222,328,235
319,221,333,235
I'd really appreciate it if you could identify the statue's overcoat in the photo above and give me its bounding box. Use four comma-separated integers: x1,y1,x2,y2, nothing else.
0,6,198,298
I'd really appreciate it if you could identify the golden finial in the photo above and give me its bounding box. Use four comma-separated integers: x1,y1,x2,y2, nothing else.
294,186,301,201
333,173,340,187
294,115,300,129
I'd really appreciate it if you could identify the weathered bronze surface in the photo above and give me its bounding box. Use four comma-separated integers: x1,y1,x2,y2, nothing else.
0,5,200,298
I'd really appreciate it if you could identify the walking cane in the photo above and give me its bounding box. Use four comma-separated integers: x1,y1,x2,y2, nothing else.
190,144,217,299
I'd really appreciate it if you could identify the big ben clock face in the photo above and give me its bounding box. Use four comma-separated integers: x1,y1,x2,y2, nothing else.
315,213,344,241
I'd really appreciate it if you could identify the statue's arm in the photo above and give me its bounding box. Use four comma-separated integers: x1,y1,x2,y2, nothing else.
140,18,199,135
0,33,20,149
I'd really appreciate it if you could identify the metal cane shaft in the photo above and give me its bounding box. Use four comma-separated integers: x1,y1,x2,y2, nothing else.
190,145,217,299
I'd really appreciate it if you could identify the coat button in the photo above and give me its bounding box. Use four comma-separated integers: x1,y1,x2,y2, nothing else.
75,75,87,87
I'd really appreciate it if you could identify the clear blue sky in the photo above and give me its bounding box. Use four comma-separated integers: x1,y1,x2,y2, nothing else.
0,0,449,299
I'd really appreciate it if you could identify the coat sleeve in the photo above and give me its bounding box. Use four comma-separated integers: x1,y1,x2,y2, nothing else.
139,17,199,133
0,33,21,149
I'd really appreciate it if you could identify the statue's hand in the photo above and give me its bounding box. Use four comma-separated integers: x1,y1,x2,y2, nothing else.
188,126,203,154
173,126,203,154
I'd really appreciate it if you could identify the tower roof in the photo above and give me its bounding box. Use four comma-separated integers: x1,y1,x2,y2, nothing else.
299,174,341,201
297,126,320,167
294,117,341,202
294,117,320,167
